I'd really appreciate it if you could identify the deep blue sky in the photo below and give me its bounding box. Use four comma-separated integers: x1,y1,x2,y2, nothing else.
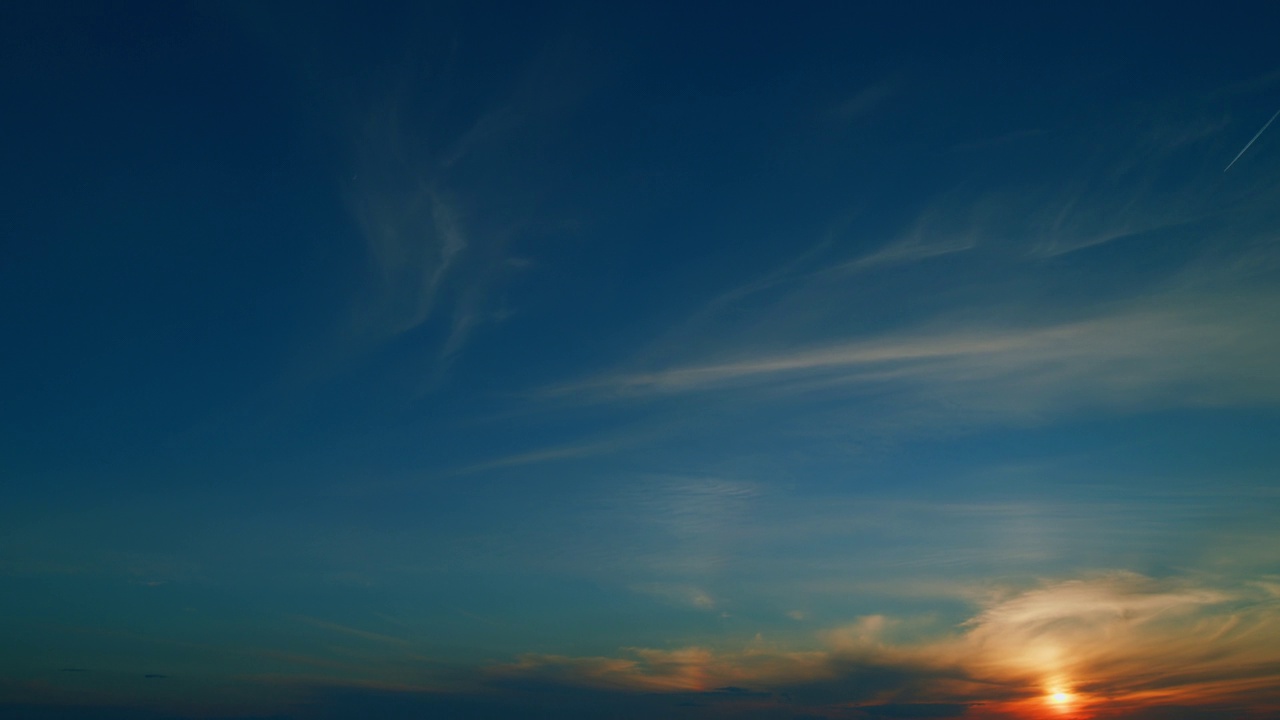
3,2,1280,719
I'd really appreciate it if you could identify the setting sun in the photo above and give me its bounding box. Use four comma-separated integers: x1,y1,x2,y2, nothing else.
1047,688,1078,712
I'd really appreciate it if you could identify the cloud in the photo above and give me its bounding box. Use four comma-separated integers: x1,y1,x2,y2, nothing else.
631,583,718,610
945,573,1280,717
40,572,1270,720
832,235,974,273
945,108,1269,258
449,437,632,476
531,96,1280,442
830,77,899,123
486,572,1280,718
334,44,577,378
858,704,970,718
490,645,832,694
343,103,481,364
296,683,805,720
550,288,1280,421
292,615,411,647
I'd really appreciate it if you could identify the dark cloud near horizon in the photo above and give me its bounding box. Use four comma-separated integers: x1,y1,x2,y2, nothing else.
288,664,981,720
297,682,855,720
855,704,970,718
0,706,287,720
773,659,977,708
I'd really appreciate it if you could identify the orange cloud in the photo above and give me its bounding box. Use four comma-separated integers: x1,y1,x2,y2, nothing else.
489,572,1280,719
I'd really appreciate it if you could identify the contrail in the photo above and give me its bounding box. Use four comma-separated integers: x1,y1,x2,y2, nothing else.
1224,108,1280,172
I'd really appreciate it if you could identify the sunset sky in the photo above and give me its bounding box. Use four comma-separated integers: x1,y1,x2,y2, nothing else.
3,2,1280,719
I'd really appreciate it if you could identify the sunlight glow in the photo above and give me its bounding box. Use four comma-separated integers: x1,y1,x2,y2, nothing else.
1046,686,1077,713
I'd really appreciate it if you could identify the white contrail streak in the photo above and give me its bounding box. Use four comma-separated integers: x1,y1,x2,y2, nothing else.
1224,108,1280,172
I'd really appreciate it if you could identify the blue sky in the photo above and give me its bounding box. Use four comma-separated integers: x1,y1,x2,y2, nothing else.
3,2,1280,718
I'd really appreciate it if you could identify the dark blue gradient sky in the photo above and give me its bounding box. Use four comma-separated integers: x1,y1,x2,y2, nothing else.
4,2,1280,719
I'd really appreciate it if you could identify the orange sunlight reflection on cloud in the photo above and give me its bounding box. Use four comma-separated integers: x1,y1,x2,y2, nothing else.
491,573,1280,719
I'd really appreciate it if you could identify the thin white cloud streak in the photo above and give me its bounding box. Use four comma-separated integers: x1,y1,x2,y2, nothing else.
448,437,631,476
292,615,412,647
911,111,1249,258
1016,108,1278,257
1224,108,1280,172
830,235,974,272
556,108,1278,411
829,76,899,123
820,188,988,273
549,291,1280,416
982,171,1202,259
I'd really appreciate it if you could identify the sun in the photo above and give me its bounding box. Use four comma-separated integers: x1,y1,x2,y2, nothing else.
1046,688,1077,712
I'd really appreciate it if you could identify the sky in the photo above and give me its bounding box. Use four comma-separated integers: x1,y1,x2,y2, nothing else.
3,2,1280,719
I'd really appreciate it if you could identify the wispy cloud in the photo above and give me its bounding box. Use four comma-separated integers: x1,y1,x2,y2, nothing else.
342,102,487,370
534,99,1280,435
292,615,412,647
630,583,718,611
335,42,584,378
549,288,1280,420
829,76,900,123
830,235,974,273
449,437,631,476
